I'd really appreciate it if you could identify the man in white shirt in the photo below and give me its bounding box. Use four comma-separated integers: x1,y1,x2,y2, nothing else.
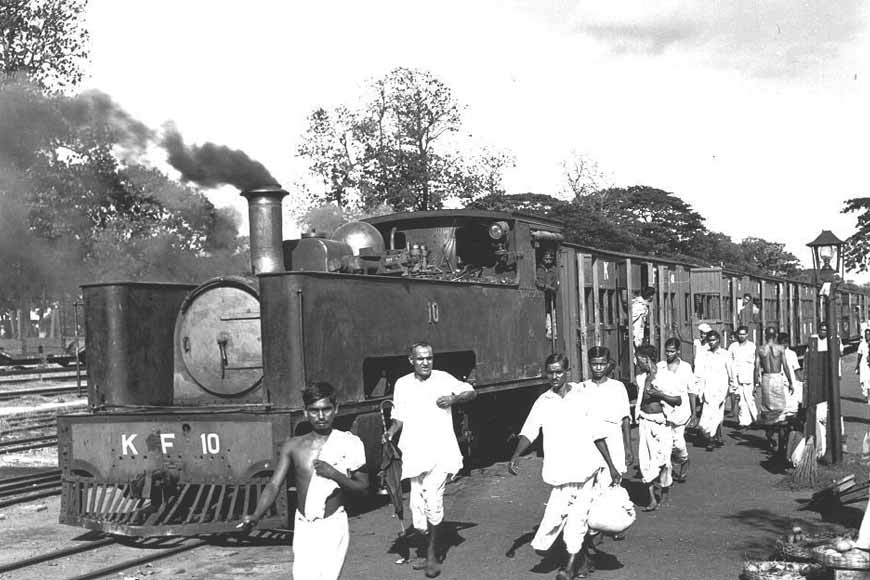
655,338,695,483
778,333,803,417
691,323,712,426
728,325,758,427
631,287,656,347
384,342,477,578
509,352,620,580
576,346,633,487
697,331,731,451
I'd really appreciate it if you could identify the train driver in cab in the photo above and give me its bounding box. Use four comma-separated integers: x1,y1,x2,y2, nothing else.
239,382,369,580
536,249,559,339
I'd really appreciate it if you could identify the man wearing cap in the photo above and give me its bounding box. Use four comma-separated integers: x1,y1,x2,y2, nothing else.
694,323,712,360
690,323,712,427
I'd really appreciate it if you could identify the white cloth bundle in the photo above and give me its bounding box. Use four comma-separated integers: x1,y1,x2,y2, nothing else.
588,485,636,535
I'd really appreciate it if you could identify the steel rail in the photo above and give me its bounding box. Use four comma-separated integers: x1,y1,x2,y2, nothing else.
0,470,60,490
61,538,209,580
0,366,86,378
0,468,61,485
0,486,63,508
0,384,84,400
1,419,56,434
0,478,62,496
0,537,117,574
0,434,57,454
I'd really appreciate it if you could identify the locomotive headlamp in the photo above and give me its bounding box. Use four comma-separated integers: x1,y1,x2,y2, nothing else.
488,221,509,240
807,230,845,284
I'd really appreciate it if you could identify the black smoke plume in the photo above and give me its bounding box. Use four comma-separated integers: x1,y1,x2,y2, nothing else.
162,125,280,191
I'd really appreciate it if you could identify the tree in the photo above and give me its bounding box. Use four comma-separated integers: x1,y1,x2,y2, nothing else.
0,0,89,91
0,82,249,307
561,153,611,204
572,186,707,256
841,197,870,273
738,237,801,277
298,67,511,212
468,192,566,215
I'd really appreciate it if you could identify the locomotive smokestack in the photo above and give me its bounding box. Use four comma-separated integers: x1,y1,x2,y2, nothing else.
241,188,288,274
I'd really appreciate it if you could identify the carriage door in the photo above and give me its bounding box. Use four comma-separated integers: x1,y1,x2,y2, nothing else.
617,258,642,380
670,267,692,363
690,267,725,355
592,256,622,378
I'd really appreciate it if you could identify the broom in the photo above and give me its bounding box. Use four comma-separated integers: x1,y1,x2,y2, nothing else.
794,435,818,486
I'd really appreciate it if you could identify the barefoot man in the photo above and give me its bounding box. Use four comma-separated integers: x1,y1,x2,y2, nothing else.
635,344,682,511
509,353,621,580
756,326,795,453
240,382,369,580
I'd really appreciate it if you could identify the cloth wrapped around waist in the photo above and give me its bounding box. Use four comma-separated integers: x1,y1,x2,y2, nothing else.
758,373,788,424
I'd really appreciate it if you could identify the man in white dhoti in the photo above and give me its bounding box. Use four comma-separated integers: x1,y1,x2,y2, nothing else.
856,328,870,399
509,352,620,580
575,346,633,487
655,337,695,483
756,326,795,453
779,333,803,417
241,382,369,580
728,325,758,427
383,341,477,578
697,331,731,452
634,344,683,511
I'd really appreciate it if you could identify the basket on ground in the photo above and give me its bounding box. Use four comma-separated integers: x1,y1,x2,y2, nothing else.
810,545,870,570
741,560,825,580
775,534,839,562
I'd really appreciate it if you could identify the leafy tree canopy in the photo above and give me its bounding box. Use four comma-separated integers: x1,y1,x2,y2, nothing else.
298,67,513,212
1,0,89,91
0,81,248,308
737,237,801,277
470,186,804,278
842,197,870,273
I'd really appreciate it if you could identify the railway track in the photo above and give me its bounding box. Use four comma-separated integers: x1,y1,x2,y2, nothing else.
0,383,86,401
0,366,87,383
0,432,58,454
0,530,287,579
0,408,64,455
0,534,208,579
0,469,62,508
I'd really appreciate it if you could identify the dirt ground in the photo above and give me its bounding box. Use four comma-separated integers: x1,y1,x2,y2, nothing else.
2,357,870,580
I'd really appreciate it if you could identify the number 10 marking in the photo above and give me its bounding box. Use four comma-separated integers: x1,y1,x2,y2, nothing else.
200,433,221,454
427,301,440,324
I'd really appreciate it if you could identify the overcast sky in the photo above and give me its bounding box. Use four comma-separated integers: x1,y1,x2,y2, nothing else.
83,0,870,274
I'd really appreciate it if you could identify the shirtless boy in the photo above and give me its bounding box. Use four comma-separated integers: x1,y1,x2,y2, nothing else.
240,382,368,580
756,327,795,453
634,344,683,510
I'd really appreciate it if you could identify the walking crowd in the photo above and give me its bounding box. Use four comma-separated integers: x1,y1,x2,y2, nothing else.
239,326,812,580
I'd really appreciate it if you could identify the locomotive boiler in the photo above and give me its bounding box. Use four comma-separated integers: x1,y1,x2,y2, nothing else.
57,187,565,536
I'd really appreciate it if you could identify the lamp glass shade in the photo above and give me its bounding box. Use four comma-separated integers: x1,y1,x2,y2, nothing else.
807,230,845,282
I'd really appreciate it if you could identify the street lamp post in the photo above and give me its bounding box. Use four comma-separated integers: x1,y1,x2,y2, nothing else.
807,230,845,464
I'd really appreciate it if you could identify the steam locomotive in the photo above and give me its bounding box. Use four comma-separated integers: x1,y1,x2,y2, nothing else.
57,187,870,536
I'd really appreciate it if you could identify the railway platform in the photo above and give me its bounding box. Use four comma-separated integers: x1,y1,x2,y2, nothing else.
0,356,869,579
